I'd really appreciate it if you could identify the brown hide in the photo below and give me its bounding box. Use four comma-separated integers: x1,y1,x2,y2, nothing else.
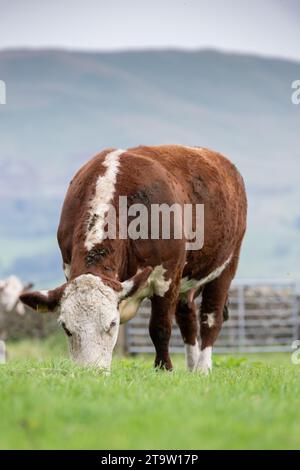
57,145,247,284
54,144,247,370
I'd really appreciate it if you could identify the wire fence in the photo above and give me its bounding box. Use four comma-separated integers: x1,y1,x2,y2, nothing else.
126,280,299,354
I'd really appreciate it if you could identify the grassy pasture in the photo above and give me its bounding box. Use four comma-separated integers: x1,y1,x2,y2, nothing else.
0,333,300,450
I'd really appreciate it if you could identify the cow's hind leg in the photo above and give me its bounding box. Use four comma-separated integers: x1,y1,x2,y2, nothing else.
197,256,238,375
175,299,199,371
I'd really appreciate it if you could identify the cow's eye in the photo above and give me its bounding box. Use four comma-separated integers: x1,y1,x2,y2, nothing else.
106,320,117,333
61,322,72,337
104,319,117,334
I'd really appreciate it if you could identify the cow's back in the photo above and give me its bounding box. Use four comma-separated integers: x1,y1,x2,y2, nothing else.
58,145,247,280
127,145,247,275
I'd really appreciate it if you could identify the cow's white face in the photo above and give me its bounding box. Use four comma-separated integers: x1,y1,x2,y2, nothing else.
58,274,120,370
20,267,153,371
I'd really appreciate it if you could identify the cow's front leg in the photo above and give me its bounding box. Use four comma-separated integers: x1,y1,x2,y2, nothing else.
149,292,177,371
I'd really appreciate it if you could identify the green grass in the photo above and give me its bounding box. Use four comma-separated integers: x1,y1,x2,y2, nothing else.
1,334,300,450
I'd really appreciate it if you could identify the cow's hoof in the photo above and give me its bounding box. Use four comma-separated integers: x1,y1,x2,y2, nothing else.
195,347,212,375
185,343,200,372
196,362,212,376
154,359,173,371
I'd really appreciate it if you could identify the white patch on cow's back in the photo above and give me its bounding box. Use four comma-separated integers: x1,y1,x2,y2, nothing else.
186,340,200,371
196,346,212,375
40,290,49,297
63,263,71,281
179,254,233,300
85,149,125,251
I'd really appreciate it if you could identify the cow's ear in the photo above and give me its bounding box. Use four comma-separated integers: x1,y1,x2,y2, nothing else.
119,267,153,301
19,284,66,313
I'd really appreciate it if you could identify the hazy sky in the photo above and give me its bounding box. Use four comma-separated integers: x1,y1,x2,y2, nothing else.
1,0,300,61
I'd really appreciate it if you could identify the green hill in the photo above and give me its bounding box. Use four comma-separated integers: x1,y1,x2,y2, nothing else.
0,49,299,286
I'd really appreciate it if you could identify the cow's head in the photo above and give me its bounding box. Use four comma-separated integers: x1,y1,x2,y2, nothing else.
20,268,152,370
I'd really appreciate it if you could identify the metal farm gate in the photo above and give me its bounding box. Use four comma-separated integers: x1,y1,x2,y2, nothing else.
126,280,299,354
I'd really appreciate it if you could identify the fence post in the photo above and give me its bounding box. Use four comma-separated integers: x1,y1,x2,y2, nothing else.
238,284,246,351
291,284,299,342
0,340,6,364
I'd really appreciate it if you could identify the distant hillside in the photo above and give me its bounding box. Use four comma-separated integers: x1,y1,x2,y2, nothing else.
0,49,299,286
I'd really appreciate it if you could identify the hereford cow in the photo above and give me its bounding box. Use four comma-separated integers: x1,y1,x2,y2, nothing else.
20,145,247,373
0,275,33,316
0,275,33,340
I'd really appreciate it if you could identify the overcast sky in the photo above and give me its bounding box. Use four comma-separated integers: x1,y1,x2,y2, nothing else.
0,0,300,61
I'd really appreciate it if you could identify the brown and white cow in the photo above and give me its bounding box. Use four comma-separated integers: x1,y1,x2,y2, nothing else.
0,275,33,316
20,145,247,373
